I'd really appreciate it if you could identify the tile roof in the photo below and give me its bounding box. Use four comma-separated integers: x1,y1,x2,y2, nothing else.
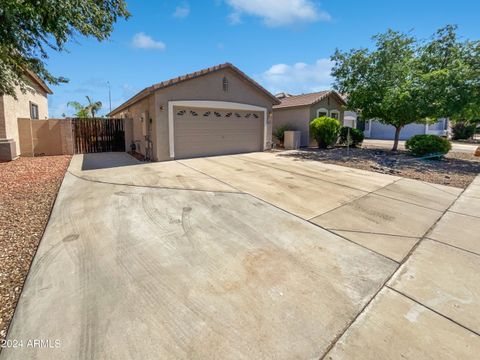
109,63,280,116
273,90,346,109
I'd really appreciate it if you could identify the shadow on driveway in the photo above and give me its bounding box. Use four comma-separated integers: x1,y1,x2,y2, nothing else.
81,152,142,171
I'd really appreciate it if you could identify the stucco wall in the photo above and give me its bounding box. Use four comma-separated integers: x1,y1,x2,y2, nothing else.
0,97,6,138
154,68,275,161
17,118,74,156
0,78,49,155
309,96,344,123
272,94,345,147
112,68,276,161
110,96,155,159
272,107,311,146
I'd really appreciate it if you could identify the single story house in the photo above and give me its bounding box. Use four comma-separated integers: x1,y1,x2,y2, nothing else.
345,111,449,140
109,63,280,161
272,91,348,147
0,71,52,161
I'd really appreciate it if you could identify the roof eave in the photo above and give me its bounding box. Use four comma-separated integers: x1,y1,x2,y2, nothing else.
108,63,280,116
273,104,311,110
26,70,53,94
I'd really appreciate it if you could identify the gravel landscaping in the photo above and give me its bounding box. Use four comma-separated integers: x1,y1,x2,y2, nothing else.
280,147,480,189
0,155,71,342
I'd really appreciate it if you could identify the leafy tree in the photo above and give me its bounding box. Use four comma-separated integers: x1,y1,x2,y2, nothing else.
418,25,480,123
331,26,479,151
0,0,130,98
68,96,102,117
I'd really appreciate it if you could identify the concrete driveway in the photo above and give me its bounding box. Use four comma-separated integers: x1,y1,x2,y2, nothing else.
2,152,479,359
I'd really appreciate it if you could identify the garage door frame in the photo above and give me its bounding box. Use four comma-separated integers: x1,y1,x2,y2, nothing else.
168,100,268,158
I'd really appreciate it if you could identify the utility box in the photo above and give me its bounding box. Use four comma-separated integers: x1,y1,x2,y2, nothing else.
284,131,301,150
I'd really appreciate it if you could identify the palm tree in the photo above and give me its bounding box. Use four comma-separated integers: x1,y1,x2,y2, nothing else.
85,96,102,117
67,100,89,118
67,96,103,118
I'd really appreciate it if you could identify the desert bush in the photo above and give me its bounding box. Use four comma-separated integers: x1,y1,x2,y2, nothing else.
339,126,365,147
451,121,476,140
405,134,451,157
309,116,341,149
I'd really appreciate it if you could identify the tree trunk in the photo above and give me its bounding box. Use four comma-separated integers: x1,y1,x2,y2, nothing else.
392,126,402,151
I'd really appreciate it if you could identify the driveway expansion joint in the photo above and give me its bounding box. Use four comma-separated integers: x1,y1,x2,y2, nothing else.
239,156,374,194
448,210,480,219
8,153,475,359
424,237,480,257
386,286,480,337
328,229,420,239
320,181,470,358
67,170,245,195
181,160,400,264
307,177,405,221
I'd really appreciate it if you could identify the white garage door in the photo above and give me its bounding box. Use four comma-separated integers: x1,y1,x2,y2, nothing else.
173,107,264,159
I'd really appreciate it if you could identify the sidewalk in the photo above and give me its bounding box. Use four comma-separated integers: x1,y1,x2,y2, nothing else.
325,173,480,359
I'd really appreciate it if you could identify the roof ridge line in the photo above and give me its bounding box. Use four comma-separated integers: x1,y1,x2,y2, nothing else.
109,63,279,116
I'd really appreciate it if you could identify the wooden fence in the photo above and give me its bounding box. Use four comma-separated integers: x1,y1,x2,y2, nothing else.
72,118,125,154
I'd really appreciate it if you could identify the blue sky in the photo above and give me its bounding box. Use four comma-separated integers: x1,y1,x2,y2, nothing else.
47,0,480,117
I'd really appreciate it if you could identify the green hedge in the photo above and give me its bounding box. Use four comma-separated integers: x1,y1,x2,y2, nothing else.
309,116,341,149
339,126,364,147
405,135,451,157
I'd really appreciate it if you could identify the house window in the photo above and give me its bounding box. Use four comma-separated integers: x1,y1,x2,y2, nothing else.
330,110,340,119
316,108,328,118
30,102,39,119
222,77,229,92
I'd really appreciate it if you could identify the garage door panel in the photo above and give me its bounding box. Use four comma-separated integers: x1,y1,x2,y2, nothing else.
174,107,263,159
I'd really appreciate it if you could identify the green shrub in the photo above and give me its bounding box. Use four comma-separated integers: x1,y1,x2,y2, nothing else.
274,124,295,145
339,126,365,147
309,116,341,149
451,121,476,140
405,135,451,157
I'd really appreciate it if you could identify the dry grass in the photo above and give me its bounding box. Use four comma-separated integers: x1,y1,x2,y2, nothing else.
0,155,71,342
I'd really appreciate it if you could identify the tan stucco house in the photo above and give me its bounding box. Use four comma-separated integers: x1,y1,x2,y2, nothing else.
0,71,52,161
272,91,347,147
109,63,280,161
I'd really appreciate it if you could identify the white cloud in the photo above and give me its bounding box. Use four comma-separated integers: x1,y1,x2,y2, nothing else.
225,0,330,26
173,3,190,19
131,32,166,50
256,58,334,94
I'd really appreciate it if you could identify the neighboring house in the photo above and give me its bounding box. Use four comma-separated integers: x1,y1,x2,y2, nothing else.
0,71,52,161
109,63,280,161
272,91,348,147
346,111,449,140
